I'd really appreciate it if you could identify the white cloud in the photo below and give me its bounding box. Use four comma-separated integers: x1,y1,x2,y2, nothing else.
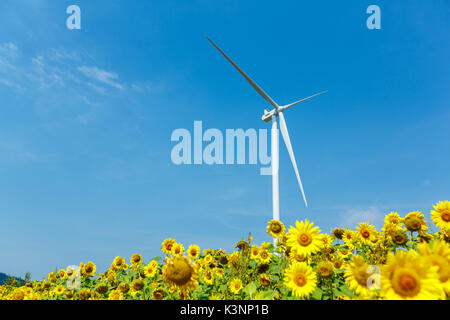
78,66,124,90
0,78,22,89
0,42,19,72
0,43,18,58
338,206,384,228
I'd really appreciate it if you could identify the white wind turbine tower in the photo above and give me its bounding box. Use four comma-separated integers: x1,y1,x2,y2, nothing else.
207,37,327,222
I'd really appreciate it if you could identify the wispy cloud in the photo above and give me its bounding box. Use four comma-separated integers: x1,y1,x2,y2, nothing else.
338,206,384,228
0,44,126,97
78,66,125,90
0,42,21,88
0,43,18,64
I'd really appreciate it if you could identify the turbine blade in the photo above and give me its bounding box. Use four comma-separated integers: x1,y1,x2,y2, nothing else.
282,91,328,111
278,112,308,208
206,37,279,109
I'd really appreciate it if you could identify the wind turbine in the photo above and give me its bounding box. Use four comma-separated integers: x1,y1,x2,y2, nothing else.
207,37,326,223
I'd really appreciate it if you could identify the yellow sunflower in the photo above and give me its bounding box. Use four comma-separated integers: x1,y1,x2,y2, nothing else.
151,288,164,300
108,289,124,300
382,223,403,238
162,256,198,292
203,248,214,256
337,247,352,259
48,272,56,282
131,279,145,292
342,230,356,250
82,262,96,277
321,234,334,248
404,211,427,234
332,257,344,269
228,278,243,294
283,262,317,298
161,238,176,255
431,201,450,231
204,254,214,265
266,220,286,238
213,267,224,279
289,250,308,263
286,219,324,257
130,253,143,266
54,285,64,296
144,260,158,278
202,269,215,285
384,212,402,225
258,249,271,264
317,261,334,278
417,240,450,295
112,256,125,269
390,230,408,246
381,250,443,300
187,244,200,259
57,269,68,280
344,255,377,298
250,245,260,260
171,243,185,256
355,222,376,245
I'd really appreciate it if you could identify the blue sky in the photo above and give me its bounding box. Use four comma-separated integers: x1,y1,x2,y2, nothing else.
0,0,449,280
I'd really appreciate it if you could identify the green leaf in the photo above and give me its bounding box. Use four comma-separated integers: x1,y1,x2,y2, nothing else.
253,290,276,300
244,281,257,298
311,287,322,300
338,284,355,297
262,290,276,300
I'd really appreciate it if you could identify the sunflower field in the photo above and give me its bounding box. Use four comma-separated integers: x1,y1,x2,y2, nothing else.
1,201,450,300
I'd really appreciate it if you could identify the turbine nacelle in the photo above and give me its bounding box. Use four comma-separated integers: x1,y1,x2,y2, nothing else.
262,108,277,122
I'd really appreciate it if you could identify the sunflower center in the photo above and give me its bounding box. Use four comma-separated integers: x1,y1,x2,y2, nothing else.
153,289,164,300
391,231,407,245
317,263,333,278
361,230,370,239
441,211,450,222
333,260,343,269
271,223,282,233
294,274,307,287
405,217,422,231
400,275,416,290
297,233,312,246
392,270,420,297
